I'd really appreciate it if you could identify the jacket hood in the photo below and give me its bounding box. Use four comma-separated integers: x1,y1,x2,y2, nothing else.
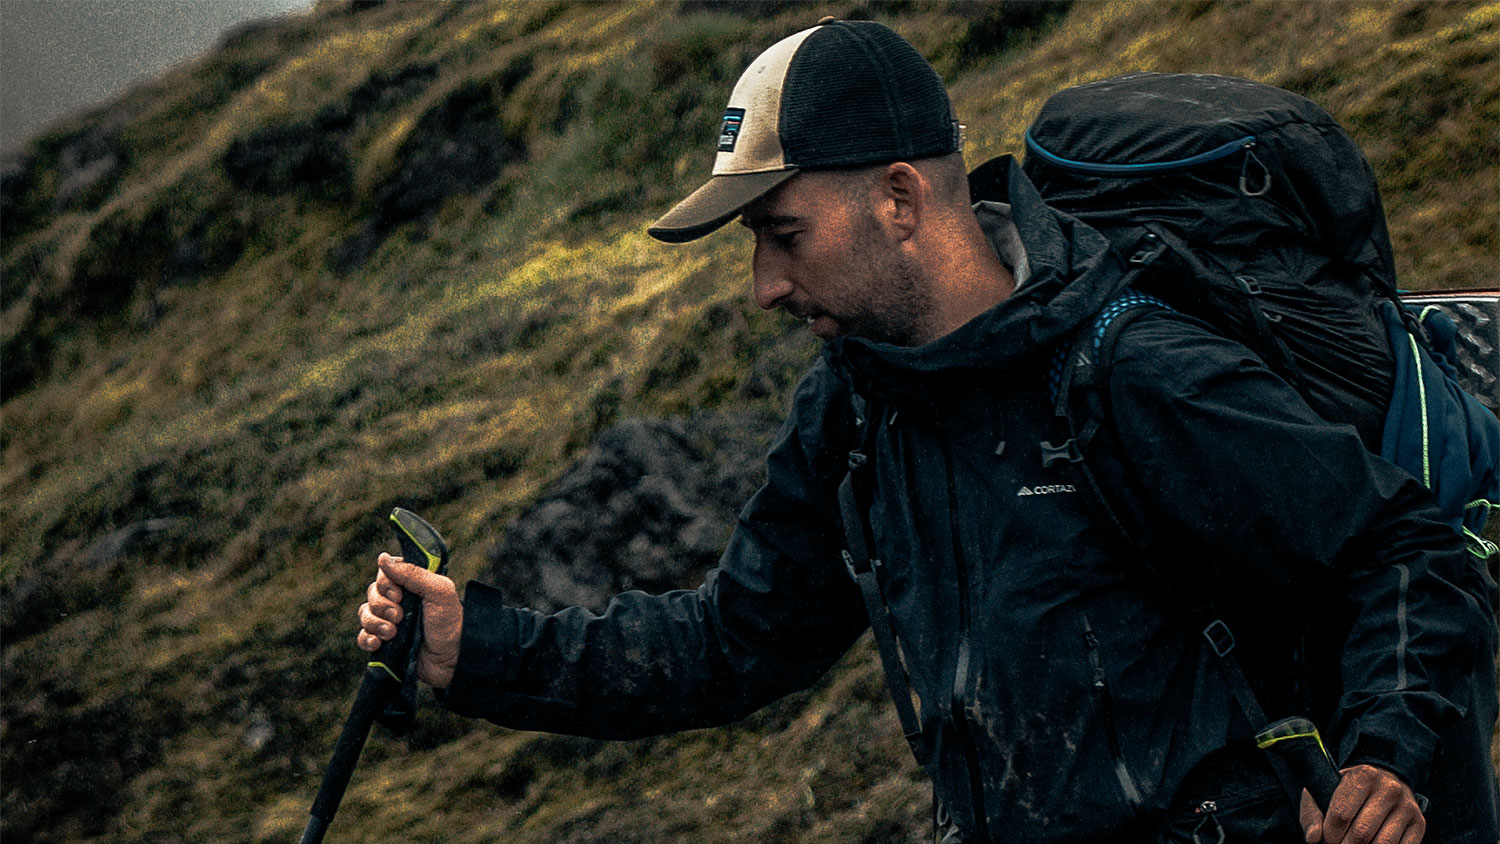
825,155,1126,411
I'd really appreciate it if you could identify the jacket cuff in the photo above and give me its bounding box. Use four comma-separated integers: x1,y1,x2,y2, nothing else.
440,579,519,719
1337,718,1437,795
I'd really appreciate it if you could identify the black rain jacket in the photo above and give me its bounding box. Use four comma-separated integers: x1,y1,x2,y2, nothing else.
443,162,1492,842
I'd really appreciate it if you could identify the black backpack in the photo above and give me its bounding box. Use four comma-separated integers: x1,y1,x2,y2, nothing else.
1002,73,1500,843
992,72,1400,448
842,73,1499,842
994,70,1498,559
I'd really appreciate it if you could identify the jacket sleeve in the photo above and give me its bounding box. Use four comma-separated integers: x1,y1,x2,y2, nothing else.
1103,311,1492,793
440,360,870,739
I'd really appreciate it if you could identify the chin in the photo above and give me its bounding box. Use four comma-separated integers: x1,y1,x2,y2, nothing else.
808,315,843,339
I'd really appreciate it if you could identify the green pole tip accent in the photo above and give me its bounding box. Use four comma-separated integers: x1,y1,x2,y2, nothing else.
368,661,402,683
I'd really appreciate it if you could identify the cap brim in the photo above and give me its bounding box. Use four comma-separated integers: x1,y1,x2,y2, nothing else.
647,169,799,243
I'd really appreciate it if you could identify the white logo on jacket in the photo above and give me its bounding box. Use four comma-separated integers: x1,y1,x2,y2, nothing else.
1017,484,1077,496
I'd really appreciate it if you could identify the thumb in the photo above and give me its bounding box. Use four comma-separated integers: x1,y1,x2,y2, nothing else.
377,553,451,599
376,553,461,689
1299,788,1323,843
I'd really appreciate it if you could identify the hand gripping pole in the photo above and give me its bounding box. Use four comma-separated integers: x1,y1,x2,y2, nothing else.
299,508,449,844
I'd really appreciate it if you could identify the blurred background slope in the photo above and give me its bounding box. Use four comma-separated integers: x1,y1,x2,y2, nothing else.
2,2,1495,842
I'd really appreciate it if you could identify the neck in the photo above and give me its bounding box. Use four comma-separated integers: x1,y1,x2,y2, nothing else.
916,213,1016,343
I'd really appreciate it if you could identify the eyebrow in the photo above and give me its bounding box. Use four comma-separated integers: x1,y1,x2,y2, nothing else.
739,213,800,230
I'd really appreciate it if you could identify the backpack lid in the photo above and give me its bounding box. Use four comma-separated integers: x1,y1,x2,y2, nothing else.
1021,72,1399,299
1024,72,1337,168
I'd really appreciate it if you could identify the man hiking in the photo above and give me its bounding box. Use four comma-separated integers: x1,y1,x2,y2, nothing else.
356,19,1495,843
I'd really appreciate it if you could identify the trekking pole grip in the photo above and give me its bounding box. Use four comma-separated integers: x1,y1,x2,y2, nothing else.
1255,716,1342,812
368,508,449,685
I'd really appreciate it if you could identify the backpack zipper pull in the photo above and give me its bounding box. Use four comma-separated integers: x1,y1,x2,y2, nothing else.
1239,142,1271,196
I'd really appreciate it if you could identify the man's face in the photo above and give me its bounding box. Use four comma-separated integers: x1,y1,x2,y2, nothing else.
739,171,932,346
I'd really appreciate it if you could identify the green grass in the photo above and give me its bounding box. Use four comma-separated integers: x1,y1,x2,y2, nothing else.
2,2,1495,842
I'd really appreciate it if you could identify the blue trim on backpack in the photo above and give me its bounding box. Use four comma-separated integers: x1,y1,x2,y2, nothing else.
1051,291,1175,404
1024,131,1257,175
1091,290,1174,353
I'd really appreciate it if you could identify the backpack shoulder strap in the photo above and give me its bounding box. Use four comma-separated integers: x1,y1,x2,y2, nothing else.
1052,290,1276,734
837,397,931,766
1045,288,1174,547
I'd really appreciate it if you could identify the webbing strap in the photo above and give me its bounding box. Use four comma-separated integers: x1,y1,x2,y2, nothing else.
838,456,930,766
1200,619,1268,728
1059,286,1308,807
1061,296,1272,722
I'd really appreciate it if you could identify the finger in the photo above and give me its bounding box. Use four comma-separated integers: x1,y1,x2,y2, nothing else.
1372,797,1425,844
1371,815,1413,844
356,630,382,653
1344,796,1397,844
357,602,397,640
1324,772,1375,843
366,578,403,622
375,553,405,602
1301,788,1324,842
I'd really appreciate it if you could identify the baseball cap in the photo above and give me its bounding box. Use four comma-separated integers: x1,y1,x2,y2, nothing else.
647,18,960,243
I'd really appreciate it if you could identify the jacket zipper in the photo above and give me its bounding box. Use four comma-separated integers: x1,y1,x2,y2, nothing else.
1082,616,1145,811
944,442,990,838
1186,783,1283,844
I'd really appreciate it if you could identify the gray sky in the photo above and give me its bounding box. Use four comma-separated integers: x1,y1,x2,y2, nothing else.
1,0,315,152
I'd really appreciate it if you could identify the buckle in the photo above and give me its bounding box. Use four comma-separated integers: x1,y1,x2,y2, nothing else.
1203,619,1236,658
1129,232,1165,265
1039,439,1082,468
842,549,882,582
848,450,868,472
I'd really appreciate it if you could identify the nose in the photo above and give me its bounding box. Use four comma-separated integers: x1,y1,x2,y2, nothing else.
751,241,794,311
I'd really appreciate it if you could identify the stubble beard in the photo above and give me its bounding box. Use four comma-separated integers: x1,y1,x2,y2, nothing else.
841,215,935,347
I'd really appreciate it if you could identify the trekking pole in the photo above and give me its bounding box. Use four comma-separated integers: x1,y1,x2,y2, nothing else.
1255,716,1342,812
299,507,450,844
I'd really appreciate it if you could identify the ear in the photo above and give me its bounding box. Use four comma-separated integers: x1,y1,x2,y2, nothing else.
877,162,924,240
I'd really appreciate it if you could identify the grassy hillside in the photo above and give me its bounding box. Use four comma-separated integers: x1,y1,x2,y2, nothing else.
2,2,1495,842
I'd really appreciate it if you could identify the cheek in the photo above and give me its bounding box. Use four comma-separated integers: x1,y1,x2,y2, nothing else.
802,241,860,284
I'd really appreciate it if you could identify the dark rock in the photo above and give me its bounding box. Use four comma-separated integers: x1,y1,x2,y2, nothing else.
486,411,781,613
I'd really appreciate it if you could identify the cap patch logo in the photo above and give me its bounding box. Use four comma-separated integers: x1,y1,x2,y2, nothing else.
718,108,746,152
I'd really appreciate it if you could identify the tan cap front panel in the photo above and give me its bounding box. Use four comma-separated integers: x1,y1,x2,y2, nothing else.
712,25,820,176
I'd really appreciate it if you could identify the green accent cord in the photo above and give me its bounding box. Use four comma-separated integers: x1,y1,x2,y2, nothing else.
1406,333,1431,487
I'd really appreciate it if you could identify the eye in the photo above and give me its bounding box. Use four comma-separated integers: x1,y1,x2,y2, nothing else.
770,231,799,250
